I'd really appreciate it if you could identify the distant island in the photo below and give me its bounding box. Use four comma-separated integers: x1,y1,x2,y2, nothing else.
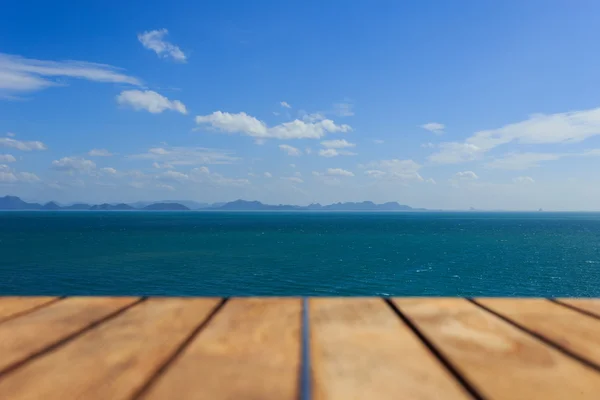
0,195,424,212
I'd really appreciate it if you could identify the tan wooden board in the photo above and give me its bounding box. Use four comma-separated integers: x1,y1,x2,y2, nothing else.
0,298,221,400
393,298,600,400
0,297,58,322
476,298,600,368
310,298,470,400
0,297,138,374
141,297,302,400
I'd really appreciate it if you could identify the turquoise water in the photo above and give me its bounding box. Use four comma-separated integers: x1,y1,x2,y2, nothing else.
1,211,600,297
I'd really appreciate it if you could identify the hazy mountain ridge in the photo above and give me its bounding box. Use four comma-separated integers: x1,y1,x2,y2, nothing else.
0,196,422,211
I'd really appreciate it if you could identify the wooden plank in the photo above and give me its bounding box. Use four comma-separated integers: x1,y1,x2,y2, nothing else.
0,297,221,400
476,298,600,368
556,299,600,318
310,298,470,400
141,298,302,400
0,296,138,374
393,298,600,400
0,297,58,322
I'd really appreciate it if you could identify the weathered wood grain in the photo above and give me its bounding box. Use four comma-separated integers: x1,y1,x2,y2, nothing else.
393,298,600,400
141,298,302,400
311,298,470,400
0,298,221,400
0,297,59,323
0,297,138,374
476,298,600,368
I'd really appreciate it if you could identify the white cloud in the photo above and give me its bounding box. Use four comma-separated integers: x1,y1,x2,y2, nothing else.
0,154,16,163
373,139,384,144
454,171,479,180
158,170,189,182
137,29,187,62
117,90,187,114
333,102,354,117
513,176,535,184
264,172,272,178
282,176,303,183
305,147,312,154
428,142,482,164
156,183,175,191
189,166,250,186
279,144,302,156
195,111,351,140
280,101,291,109
425,178,436,184
429,107,600,165
421,122,445,134
363,159,423,181
51,157,96,172
365,170,386,178
0,137,47,151
421,142,435,148
17,172,40,183
318,149,357,158
0,53,140,96
0,171,17,183
320,139,356,149
6,132,15,137
301,112,326,123
101,167,118,175
485,152,561,170
88,149,114,157
130,146,238,165
0,164,40,183
326,168,354,177
152,162,175,169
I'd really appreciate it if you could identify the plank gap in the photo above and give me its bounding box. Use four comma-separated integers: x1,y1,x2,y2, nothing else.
131,298,229,400
0,296,66,325
384,299,485,400
469,298,600,374
0,297,146,378
550,299,600,321
300,297,311,400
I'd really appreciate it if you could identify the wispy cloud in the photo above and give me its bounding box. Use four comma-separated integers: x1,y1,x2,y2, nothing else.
0,154,16,163
325,168,354,177
318,148,357,157
320,139,356,149
138,29,187,62
513,176,535,184
195,111,351,140
0,53,140,96
0,137,47,151
421,122,445,134
363,159,423,182
117,90,187,114
280,101,291,109
130,146,239,165
50,157,96,173
429,107,600,164
88,149,114,157
332,102,354,117
454,171,479,180
279,144,302,156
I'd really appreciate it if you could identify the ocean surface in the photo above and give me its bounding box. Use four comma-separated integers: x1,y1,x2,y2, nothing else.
1,211,600,297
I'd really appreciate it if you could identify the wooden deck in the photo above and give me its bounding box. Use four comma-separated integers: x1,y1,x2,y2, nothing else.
1,297,600,399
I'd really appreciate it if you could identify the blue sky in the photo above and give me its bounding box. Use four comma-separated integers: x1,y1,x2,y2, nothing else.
2,1,600,209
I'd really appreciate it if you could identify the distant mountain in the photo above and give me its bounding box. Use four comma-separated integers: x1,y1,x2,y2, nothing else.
63,203,92,210
89,203,135,211
129,200,209,210
42,201,61,210
215,200,417,211
143,203,190,211
217,200,301,211
0,196,424,212
0,196,42,210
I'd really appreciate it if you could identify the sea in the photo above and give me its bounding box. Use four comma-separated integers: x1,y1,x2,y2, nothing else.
1,211,600,297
